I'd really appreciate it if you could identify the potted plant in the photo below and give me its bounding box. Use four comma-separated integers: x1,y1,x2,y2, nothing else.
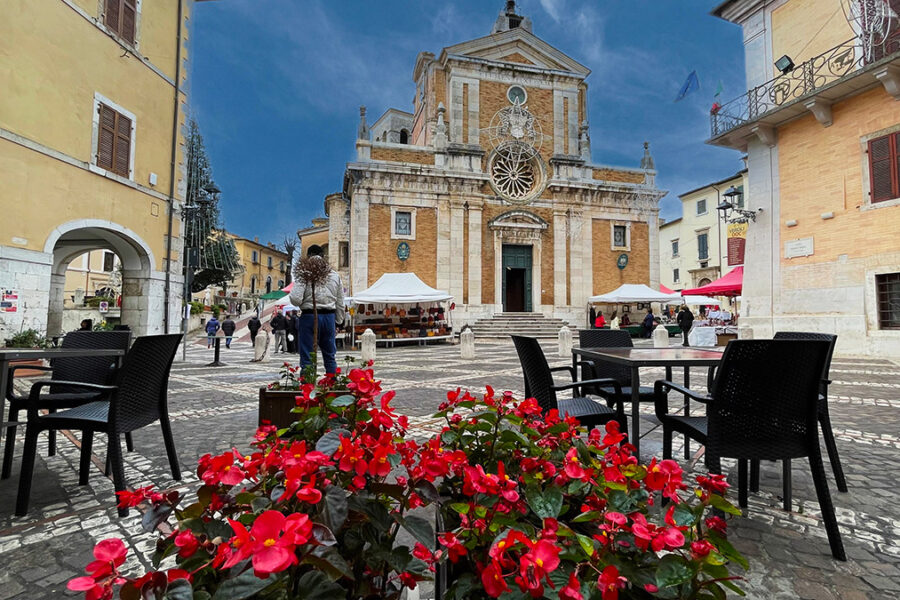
4,328,52,377
258,362,303,429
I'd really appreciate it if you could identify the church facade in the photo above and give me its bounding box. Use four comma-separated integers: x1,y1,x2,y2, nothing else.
323,3,665,326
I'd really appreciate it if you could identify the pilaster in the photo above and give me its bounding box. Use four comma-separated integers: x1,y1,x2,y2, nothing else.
553,210,567,306
436,201,452,293
467,206,482,305
449,202,465,302
351,193,369,294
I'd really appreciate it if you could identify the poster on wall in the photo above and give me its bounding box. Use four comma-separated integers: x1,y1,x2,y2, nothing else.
1,290,19,313
727,222,748,266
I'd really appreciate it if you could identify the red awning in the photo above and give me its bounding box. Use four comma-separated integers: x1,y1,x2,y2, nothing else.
660,284,675,294
281,282,294,293
681,266,743,297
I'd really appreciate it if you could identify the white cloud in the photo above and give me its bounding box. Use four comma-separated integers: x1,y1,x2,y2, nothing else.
539,0,564,23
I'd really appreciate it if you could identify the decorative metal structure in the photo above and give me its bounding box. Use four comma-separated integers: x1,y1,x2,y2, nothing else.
483,102,547,204
842,0,897,62
717,186,757,223
710,32,900,137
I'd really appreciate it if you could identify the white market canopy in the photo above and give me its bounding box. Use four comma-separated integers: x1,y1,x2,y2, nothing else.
681,295,720,306
588,284,681,304
352,273,452,304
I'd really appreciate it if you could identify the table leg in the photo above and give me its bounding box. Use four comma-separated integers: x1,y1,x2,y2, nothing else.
683,366,691,460
0,359,8,441
631,365,641,459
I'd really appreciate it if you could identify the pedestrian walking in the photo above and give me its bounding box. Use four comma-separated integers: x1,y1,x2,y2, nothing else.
677,305,694,347
270,310,288,353
641,309,655,338
290,248,345,375
248,314,262,347
594,310,606,328
205,315,220,348
221,314,236,348
589,306,597,329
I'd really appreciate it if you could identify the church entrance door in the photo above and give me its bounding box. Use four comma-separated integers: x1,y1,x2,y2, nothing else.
502,244,532,312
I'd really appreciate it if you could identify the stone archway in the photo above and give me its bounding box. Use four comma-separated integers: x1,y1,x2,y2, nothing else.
488,210,548,312
44,220,163,336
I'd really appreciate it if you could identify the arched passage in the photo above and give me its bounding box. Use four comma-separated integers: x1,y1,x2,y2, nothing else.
44,220,161,336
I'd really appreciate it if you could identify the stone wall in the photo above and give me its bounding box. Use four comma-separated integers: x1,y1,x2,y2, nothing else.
591,219,650,294
592,168,645,184
367,204,438,287
370,147,434,165
478,80,556,165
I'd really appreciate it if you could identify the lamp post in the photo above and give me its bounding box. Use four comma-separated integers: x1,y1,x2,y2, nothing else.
716,186,758,223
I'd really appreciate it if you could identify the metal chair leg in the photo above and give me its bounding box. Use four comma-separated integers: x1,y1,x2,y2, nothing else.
808,450,846,561
107,433,128,518
750,459,760,492
79,431,93,485
15,426,41,516
819,411,847,493
160,416,181,481
662,426,673,460
2,408,19,479
124,432,134,453
782,459,792,512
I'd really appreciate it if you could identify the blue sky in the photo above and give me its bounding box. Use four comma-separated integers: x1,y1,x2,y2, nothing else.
188,0,746,245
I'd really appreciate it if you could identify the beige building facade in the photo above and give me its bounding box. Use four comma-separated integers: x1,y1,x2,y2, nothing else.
324,3,665,325
0,0,190,338
228,236,290,297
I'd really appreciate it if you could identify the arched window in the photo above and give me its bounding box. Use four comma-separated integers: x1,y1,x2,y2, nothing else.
278,279,284,288
399,129,409,144
265,276,272,294
267,256,273,268
250,276,257,294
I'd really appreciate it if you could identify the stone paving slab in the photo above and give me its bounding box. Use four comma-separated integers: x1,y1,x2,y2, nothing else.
0,338,897,599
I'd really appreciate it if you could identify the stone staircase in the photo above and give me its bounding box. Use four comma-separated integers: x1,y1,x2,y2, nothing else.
470,312,576,340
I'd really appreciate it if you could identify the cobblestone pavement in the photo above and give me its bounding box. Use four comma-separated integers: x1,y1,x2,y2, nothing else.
0,338,898,599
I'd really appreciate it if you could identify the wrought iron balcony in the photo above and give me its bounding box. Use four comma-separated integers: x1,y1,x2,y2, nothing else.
710,34,900,138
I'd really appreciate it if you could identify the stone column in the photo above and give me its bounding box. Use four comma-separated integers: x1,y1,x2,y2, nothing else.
436,201,451,293
351,192,369,294
558,325,572,357
448,202,465,303
46,273,66,337
467,81,480,146
360,329,376,363
494,232,503,308
532,238,542,312
467,205,482,305
569,210,584,306
582,212,593,297
460,329,475,359
553,210,567,307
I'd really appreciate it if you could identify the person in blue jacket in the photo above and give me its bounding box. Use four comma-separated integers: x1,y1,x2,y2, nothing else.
205,315,220,348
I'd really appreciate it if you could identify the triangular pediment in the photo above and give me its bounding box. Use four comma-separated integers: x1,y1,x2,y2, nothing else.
488,210,549,230
442,28,590,77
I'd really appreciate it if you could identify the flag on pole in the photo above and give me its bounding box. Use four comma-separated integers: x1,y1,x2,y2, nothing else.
714,80,724,98
674,70,700,102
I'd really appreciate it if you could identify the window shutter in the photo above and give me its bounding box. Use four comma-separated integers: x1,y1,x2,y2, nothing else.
114,112,132,177
869,134,895,203
122,0,137,43
105,0,120,35
97,104,117,171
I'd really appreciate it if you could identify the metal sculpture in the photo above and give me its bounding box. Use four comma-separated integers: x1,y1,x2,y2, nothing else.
842,0,898,61
483,102,546,203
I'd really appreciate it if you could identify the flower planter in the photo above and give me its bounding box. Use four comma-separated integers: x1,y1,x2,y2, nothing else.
9,358,46,377
257,387,299,429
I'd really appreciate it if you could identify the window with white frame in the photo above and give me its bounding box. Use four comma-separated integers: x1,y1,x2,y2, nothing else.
391,207,416,240
697,232,709,260
696,199,707,215
610,222,630,250
672,239,679,257
673,268,680,283
92,93,135,180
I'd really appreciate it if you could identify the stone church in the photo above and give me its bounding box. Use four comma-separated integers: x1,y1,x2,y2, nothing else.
322,2,665,326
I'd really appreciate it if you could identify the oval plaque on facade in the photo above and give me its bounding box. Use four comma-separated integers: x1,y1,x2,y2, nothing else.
397,242,410,261
616,253,628,270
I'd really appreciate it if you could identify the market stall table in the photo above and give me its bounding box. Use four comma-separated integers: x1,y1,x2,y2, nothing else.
0,347,127,440
571,347,724,459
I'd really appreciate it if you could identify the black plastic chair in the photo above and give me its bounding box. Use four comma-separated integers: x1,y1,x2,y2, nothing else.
3,330,133,480
512,335,627,433
757,332,846,502
654,339,845,560
15,334,183,517
577,329,656,407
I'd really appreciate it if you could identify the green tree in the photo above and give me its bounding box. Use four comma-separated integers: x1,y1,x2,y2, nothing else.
183,119,241,293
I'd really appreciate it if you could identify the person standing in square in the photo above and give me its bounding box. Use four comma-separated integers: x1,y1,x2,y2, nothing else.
290,248,345,375
270,310,288,353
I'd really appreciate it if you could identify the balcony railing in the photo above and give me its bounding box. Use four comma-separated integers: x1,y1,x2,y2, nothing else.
710,34,900,138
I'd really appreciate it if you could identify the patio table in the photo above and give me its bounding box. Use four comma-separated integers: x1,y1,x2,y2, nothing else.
0,347,126,440
572,347,724,459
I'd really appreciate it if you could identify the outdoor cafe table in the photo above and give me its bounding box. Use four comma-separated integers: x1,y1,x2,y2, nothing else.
0,347,126,440
571,347,724,459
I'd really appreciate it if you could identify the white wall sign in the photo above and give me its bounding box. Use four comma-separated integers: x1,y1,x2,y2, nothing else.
784,237,814,259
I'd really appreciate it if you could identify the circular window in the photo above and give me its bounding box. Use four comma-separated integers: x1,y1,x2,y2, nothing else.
507,85,527,105
487,150,547,205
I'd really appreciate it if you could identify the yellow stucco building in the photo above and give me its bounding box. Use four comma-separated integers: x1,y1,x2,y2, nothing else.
228,236,290,297
0,0,191,338
710,0,900,356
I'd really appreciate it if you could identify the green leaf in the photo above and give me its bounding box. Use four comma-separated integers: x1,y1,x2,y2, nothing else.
671,503,696,527
655,554,696,589
448,502,470,515
312,523,337,546
324,485,348,530
315,429,347,455
414,479,440,504
525,485,563,519
708,493,743,516
707,531,749,570
251,496,271,512
400,514,436,550
576,533,595,558
295,571,347,600
211,568,276,600
330,394,356,407
141,503,174,533
163,579,193,600
572,510,603,523
303,546,354,581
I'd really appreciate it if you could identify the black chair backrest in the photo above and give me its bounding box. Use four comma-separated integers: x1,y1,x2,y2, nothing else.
773,331,837,395
511,335,558,414
49,331,132,393
109,334,182,433
707,339,830,461
577,329,633,385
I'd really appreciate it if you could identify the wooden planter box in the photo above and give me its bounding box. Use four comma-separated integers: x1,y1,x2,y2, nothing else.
258,387,300,429
9,358,47,377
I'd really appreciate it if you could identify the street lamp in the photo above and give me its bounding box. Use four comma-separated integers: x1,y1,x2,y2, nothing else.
717,186,758,223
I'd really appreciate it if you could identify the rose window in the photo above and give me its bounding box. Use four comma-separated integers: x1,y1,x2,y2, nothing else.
490,155,536,201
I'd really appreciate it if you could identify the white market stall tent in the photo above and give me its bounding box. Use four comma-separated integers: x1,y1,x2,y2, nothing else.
588,284,681,304
351,273,454,346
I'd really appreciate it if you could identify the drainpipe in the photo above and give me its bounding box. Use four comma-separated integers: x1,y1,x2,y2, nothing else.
163,0,185,333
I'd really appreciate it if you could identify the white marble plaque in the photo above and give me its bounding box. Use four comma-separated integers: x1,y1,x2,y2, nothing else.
784,237,814,258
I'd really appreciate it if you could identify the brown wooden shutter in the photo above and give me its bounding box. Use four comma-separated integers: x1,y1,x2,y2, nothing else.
114,112,132,177
97,104,117,171
105,0,120,35
869,134,896,203
122,0,137,43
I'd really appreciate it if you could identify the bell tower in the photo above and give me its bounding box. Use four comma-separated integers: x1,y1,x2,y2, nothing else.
491,1,533,34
